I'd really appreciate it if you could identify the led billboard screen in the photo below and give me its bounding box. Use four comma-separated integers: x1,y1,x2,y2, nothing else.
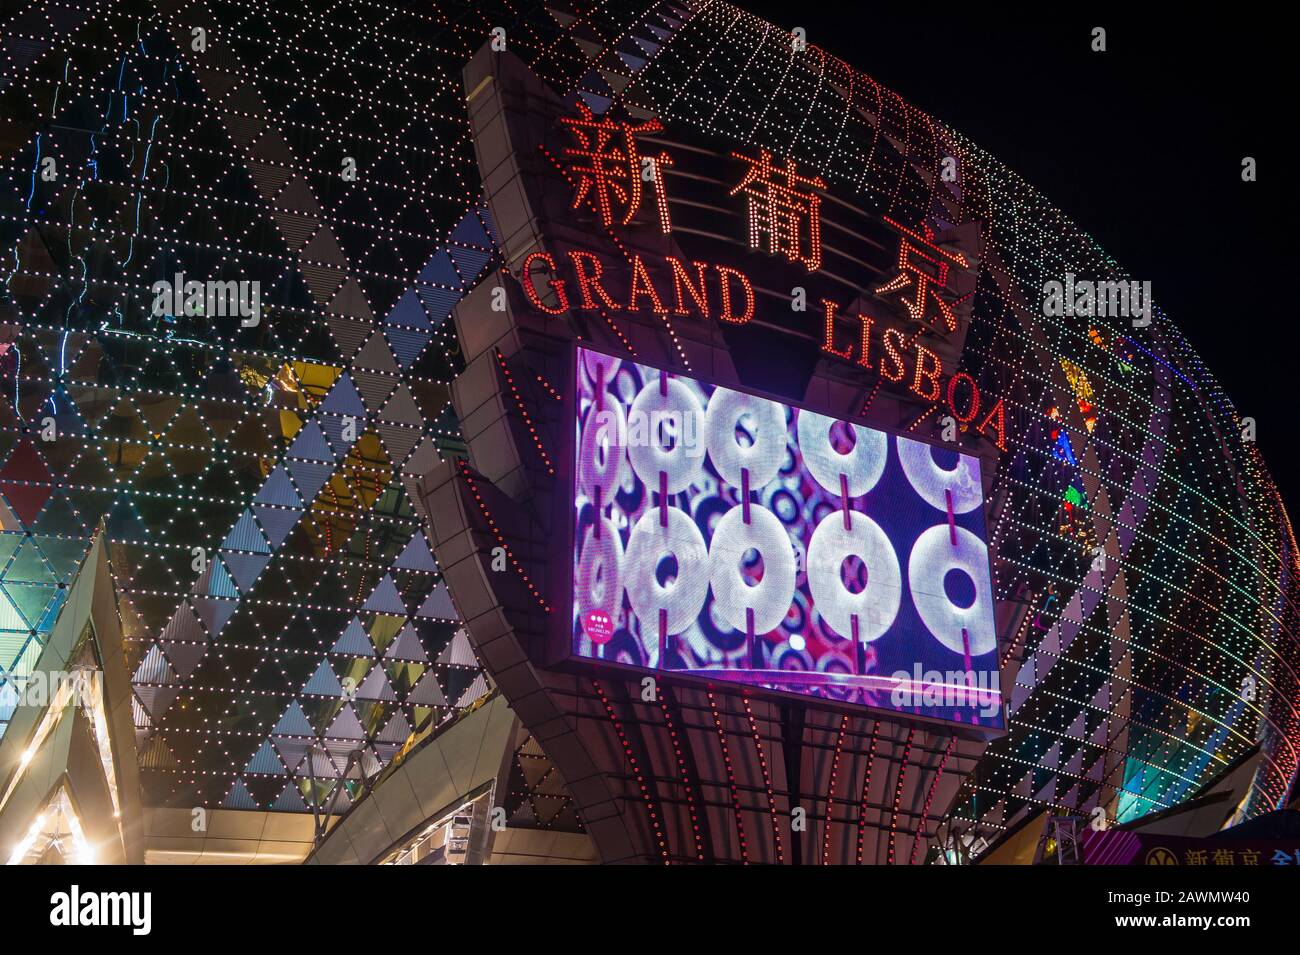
572,347,1003,728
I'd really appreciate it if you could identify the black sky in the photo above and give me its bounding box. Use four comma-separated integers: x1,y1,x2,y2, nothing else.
740,3,1293,496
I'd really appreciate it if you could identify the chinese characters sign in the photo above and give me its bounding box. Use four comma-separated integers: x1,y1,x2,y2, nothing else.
554,107,973,329
559,104,673,232
875,217,971,333
1080,829,1300,866
539,105,1006,448
729,149,826,272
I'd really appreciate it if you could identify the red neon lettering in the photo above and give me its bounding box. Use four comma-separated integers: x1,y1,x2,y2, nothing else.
716,264,754,324
521,251,568,315
628,254,667,313
976,396,1008,451
567,250,619,310
880,327,907,382
821,299,852,360
911,344,943,402
857,313,876,370
665,256,710,318
946,372,981,423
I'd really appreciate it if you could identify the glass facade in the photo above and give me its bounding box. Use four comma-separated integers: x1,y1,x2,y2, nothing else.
0,0,611,812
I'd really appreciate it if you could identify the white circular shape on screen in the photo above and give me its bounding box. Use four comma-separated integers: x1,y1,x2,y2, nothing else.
897,436,983,514
582,350,622,388
806,510,901,642
624,506,709,636
577,401,625,503
626,377,705,493
789,633,806,652
575,517,623,619
704,387,787,488
708,504,796,635
796,410,888,498
908,523,996,656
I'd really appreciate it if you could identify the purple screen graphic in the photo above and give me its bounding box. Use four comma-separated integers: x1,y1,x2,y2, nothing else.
571,347,1003,727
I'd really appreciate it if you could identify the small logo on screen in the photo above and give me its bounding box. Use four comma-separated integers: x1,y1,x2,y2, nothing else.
582,610,614,645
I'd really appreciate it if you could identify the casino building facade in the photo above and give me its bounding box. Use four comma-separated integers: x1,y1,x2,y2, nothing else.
0,1,1296,864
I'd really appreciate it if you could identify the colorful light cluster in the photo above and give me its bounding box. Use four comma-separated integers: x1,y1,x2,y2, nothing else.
2,0,1294,861
576,0,1300,842
0,0,608,813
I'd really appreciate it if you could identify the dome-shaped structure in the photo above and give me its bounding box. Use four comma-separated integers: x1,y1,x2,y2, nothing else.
1,0,1293,863
490,0,1300,842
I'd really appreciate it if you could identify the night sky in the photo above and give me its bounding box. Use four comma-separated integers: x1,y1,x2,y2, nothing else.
741,4,1292,497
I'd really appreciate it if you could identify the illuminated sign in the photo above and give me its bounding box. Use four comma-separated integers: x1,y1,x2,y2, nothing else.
729,149,826,271
571,346,1003,727
1079,830,1300,867
523,107,1011,450
875,217,971,333
520,247,1007,449
558,104,673,233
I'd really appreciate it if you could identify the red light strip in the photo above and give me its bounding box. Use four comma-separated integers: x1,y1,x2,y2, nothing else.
907,404,939,432
855,719,880,864
742,691,784,863
597,308,637,355
533,373,563,401
457,458,550,612
494,347,554,475
822,713,848,864
859,376,884,418
887,728,917,865
707,687,749,864
591,679,670,864
657,693,705,861
909,737,955,865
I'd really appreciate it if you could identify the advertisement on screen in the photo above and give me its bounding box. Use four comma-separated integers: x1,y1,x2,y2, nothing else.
571,346,1003,728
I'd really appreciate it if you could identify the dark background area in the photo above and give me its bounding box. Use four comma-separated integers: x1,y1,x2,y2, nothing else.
742,3,1292,495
